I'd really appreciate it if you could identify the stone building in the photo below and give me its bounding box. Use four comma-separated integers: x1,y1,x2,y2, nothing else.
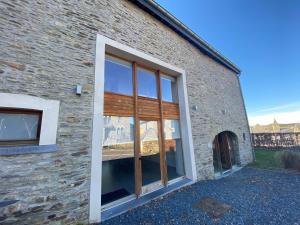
251,119,300,133
0,0,253,224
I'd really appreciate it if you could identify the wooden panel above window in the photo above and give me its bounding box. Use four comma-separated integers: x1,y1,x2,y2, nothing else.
162,102,180,119
137,96,160,119
103,94,180,119
104,92,134,116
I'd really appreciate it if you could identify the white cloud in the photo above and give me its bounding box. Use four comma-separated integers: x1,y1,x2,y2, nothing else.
249,110,300,126
253,101,300,113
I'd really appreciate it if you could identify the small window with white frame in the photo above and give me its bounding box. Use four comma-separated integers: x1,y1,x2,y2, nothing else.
0,108,43,146
0,93,60,154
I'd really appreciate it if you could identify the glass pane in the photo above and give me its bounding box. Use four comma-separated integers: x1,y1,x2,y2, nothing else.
161,76,178,102
137,67,157,99
0,113,40,141
101,116,135,205
164,120,185,180
104,55,133,96
140,120,161,186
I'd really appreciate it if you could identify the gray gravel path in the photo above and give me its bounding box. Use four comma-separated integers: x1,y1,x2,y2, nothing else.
102,167,300,225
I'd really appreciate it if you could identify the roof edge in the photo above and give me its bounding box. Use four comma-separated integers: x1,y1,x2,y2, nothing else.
130,0,241,74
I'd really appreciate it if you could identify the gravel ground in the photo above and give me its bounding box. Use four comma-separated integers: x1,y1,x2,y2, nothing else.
102,167,300,225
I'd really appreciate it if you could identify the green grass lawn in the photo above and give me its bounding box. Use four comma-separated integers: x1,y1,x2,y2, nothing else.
249,148,284,169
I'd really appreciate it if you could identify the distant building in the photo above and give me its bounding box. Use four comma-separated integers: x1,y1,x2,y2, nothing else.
251,119,300,133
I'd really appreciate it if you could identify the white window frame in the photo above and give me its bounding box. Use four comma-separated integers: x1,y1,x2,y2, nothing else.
0,93,60,145
89,34,197,223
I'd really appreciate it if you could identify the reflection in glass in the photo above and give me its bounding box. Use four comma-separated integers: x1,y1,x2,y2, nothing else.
137,67,157,99
104,55,133,96
140,120,161,186
101,116,135,205
0,113,40,141
164,120,185,180
161,76,178,102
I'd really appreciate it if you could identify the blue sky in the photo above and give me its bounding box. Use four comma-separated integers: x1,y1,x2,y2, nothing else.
156,0,300,125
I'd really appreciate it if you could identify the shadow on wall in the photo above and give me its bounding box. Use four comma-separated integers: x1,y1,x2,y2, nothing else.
212,131,240,174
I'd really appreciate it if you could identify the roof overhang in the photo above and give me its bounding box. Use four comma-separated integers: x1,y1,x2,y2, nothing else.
130,0,241,74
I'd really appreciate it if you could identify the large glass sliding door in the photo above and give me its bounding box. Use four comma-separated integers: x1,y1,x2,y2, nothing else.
140,120,162,188
101,54,186,206
101,116,135,205
164,119,185,180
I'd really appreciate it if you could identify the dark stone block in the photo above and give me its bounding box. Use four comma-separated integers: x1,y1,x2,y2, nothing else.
48,214,56,220
0,214,7,221
30,205,45,213
13,210,29,217
46,195,58,202
71,151,87,157
53,215,67,221
0,200,19,208
82,61,93,67
73,180,85,187
80,199,88,207
50,203,63,210
35,197,45,203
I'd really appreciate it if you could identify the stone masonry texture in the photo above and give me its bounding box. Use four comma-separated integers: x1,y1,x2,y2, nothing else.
0,0,253,224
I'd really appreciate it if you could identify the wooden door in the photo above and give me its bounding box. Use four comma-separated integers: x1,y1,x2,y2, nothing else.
219,133,232,171
137,118,166,194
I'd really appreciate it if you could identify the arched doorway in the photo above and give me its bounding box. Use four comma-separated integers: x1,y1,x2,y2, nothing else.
213,131,239,175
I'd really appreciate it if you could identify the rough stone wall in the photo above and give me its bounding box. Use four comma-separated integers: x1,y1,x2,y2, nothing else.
0,0,253,224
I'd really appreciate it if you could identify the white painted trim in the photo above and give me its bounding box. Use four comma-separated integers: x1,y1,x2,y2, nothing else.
89,37,105,223
177,72,197,181
167,176,185,185
0,93,60,145
89,34,197,223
